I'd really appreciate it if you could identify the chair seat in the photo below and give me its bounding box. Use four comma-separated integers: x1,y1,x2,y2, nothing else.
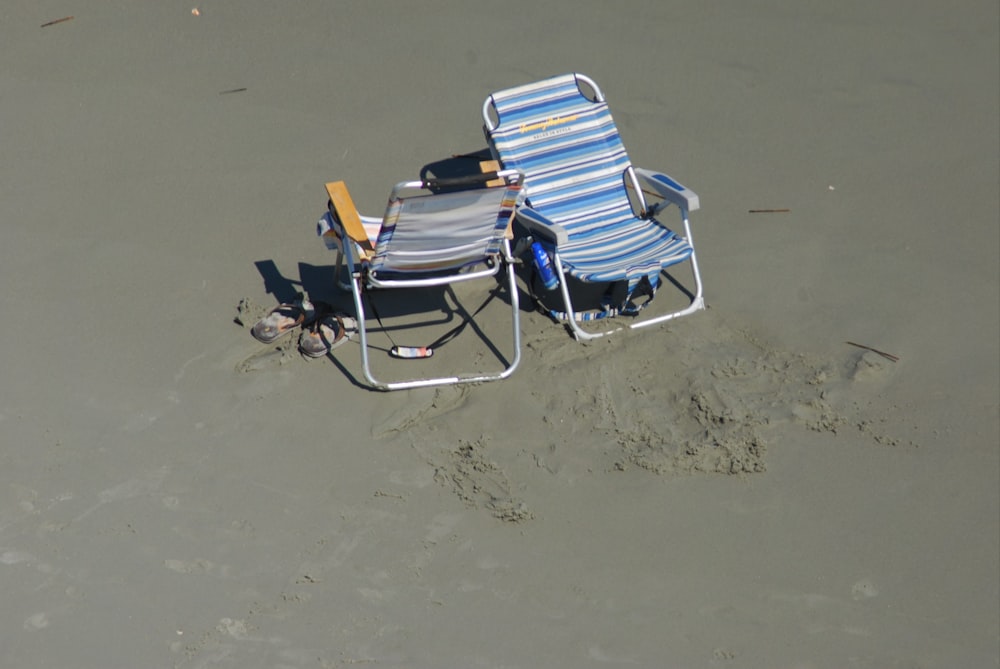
556,216,693,283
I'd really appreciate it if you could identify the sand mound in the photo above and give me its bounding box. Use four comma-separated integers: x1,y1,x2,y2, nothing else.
389,310,906,516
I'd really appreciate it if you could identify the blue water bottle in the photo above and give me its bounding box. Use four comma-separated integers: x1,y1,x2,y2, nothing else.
530,242,559,291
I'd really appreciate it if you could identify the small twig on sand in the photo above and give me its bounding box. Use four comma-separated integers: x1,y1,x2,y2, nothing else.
219,87,248,95
41,16,74,27
748,208,790,214
846,341,899,362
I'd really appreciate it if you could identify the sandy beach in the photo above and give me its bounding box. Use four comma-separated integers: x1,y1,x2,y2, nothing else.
2,2,998,667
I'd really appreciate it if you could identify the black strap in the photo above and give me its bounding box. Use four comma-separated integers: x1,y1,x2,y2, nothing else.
362,282,397,351
423,172,499,191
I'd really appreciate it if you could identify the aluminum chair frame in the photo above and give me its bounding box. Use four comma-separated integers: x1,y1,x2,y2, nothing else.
320,170,523,390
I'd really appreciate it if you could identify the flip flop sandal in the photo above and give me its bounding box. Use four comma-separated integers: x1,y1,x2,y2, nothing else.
298,312,357,358
251,295,316,344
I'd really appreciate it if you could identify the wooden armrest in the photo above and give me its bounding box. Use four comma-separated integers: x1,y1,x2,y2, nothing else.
325,181,375,260
479,160,502,187
478,160,516,239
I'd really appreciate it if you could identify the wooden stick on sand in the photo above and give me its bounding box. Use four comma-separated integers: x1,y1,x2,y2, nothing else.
846,341,900,362
41,16,74,27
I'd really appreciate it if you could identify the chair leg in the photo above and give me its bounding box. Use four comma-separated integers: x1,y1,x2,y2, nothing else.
502,244,523,378
554,217,706,341
628,260,704,330
628,211,705,332
349,275,383,389
553,253,624,342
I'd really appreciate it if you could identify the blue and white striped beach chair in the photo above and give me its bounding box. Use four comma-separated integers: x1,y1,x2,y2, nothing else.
482,73,704,340
317,169,523,390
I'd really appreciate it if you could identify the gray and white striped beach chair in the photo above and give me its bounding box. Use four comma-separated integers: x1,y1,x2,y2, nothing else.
482,73,704,340
317,169,523,391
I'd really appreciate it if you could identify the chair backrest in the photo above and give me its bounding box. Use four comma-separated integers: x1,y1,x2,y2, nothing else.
369,172,520,276
483,74,643,233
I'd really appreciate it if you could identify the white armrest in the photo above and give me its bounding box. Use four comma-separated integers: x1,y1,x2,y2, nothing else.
634,167,700,213
515,206,570,246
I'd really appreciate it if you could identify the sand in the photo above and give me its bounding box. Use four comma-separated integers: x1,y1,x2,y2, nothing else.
2,1,997,667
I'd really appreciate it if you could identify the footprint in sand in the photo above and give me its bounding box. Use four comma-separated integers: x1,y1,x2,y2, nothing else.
1,550,34,565
24,612,49,631
234,337,301,373
371,385,469,438
851,578,879,600
164,558,215,575
432,438,533,522
217,617,250,639
387,466,436,489
850,350,895,382
233,297,270,329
